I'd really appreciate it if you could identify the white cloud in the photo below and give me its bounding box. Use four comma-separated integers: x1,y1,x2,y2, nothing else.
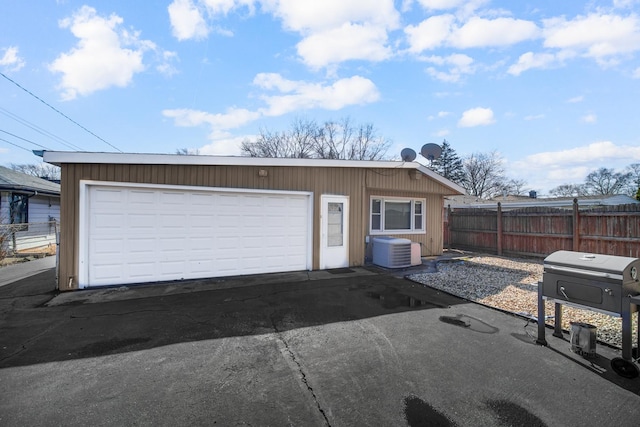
198,134,251,155
633,67,640,78
49,6,155,100
201,0,253,15
168,0,210,41
507,51,561,75
181,0,399,68
449,17,540,49
543,13,640,65
458,107,495,127
163,73,380,139
415,0,466,9
414,0,488,16
435,129,450,137
423,53,474,82
521,141,640,166
163,107,260,130
405,15,538,53
567,95,584,103
614,0,640,7
404,15,455,52
510,140,640,193
255,73,380,116
156,50,180,76
0,46,25,72
273,0,399,68
296,22,392,68
263,0,399,33
581,113,597,124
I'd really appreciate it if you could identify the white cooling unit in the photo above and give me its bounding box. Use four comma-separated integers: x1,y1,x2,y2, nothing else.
372,237,412,268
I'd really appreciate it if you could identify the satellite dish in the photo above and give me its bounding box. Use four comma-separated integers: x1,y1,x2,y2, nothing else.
400,148,417,162
421,143,442,161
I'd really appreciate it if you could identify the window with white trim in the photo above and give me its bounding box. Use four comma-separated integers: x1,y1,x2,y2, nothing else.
370,197,425,234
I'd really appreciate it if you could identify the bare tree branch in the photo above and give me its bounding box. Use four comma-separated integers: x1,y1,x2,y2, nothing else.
241,116,391,160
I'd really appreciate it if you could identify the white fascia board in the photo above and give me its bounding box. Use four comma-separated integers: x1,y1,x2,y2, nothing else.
43,151,417,170
415,165,466,195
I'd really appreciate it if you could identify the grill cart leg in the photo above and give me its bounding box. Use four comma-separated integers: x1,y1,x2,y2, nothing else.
536,281,547,346
611,297,640,379
621,298,632,361
553,302,563,338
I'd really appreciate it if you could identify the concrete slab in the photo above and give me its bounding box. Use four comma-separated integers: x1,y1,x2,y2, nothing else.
1,268,639,426
0,255,56,287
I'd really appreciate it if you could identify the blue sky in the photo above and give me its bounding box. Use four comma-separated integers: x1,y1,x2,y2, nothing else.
2,0,640,194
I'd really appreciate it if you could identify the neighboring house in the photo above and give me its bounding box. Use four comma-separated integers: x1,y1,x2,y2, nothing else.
43,151,465,291
0,165,61,254
445,194,639,211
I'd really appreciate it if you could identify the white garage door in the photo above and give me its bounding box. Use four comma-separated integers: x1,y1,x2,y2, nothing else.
80,183,312,287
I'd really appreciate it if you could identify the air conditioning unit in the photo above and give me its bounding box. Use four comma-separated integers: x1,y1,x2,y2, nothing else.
372,237,412,268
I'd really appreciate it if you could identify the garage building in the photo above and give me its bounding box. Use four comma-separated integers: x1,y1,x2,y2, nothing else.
43,152,465,291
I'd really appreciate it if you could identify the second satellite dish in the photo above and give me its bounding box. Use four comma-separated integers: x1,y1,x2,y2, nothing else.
421,143,442,161
400,148,417,162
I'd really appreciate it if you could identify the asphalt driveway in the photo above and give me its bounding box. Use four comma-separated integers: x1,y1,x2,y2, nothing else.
1,264,640,426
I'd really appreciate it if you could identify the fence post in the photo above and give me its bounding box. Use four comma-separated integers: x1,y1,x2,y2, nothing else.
497,202,503,256
572,198,580,251
447,204,452,251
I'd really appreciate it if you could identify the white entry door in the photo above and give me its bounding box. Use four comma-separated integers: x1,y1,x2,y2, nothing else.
320,195,349,269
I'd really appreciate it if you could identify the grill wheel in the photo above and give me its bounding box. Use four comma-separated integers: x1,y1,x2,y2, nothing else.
611,357,640,379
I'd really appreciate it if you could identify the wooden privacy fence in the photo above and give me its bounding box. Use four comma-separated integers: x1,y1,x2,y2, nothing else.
444,201,640,258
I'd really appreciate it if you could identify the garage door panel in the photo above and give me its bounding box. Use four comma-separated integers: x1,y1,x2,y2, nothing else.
93,188,124,203
127,262,157,279
85,185,311,287
92,239,124,255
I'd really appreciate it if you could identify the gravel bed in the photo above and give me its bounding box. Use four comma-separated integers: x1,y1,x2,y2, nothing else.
408,255,637,350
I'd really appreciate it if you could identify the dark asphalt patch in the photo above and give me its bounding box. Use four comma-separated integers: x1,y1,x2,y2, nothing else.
0,272,469,368
366,289,451,309
76,337,152,357
326,268,355,274
438,314,499,334
485,399,547,427
404,395,455,427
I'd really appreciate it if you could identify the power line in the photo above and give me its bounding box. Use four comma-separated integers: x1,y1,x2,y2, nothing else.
0,129,51,150
0,137,32,152
0,71,123,152
0,107,84,151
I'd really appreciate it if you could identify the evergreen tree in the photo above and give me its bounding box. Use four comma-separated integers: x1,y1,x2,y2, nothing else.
429,140,464,183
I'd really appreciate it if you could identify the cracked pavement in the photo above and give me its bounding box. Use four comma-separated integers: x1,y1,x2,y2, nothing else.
2,267,640,426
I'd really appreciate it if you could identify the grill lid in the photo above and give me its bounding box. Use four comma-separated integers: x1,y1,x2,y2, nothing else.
544,250,639,277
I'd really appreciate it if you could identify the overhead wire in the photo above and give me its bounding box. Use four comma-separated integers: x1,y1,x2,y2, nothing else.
0,136,32,152
0,129,51,150
0,106,84,151
0,71,123,152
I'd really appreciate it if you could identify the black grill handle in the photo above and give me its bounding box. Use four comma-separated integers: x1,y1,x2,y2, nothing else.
545,264,621,280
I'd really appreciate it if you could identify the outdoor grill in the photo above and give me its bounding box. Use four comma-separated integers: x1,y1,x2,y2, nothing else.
536,250,640,376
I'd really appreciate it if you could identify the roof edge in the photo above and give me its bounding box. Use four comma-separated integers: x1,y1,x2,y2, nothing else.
43,151,417,169
42,151,466,196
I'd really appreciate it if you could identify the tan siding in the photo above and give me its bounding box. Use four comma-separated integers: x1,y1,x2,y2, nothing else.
57,163,449,290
